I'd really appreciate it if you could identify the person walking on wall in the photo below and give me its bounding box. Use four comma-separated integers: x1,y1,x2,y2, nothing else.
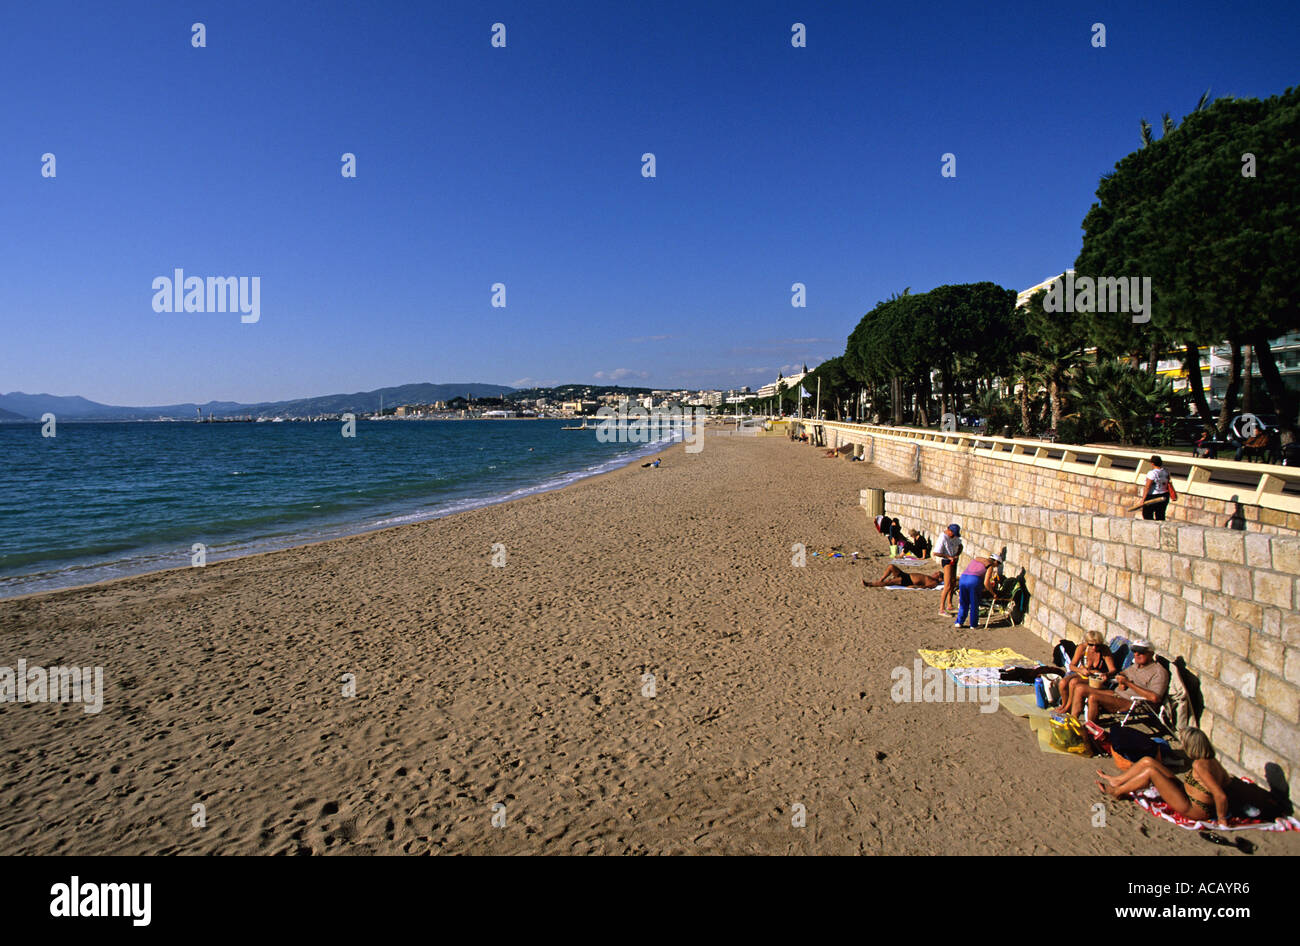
1138,455,1177,521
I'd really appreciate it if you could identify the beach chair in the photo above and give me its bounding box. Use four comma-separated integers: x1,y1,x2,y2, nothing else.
1120,696,1175,736
981,568,1026,628
1120,658,1191,738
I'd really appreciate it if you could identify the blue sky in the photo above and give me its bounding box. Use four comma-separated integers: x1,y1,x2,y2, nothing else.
3,0,1297,405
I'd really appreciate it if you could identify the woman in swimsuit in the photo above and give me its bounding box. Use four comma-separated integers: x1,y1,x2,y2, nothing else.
1056,631,1117,718
1096,728,1231,825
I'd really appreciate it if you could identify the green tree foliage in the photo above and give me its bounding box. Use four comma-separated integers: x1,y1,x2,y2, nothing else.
1077,87,1300,438
844,283,1017,425
803,356,856,419
1011,287,1088,433
1066,361,1180,445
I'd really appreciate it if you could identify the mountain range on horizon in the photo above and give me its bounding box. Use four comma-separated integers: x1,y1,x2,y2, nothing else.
0,383,519,422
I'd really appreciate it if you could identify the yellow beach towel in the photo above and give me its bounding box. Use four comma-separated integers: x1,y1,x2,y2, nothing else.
917,647,1031,669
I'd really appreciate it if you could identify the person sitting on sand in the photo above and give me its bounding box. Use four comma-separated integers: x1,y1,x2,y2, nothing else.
954,552,1001,628
863,564,944,588
1096,728,1231,826
884,517,901,552
903,529,931,558
1055,630,1116,718
1080,639,1169,723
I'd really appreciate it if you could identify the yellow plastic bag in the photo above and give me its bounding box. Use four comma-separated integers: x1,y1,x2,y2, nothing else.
1049,713,1093,755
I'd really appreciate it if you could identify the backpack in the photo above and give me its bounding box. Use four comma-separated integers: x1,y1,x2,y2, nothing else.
1108,725,1161,764
1053,639,1076,670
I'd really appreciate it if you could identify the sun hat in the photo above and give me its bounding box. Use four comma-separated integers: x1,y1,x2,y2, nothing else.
1130,639,1154,652
948,523,961,536
990,552,1003,562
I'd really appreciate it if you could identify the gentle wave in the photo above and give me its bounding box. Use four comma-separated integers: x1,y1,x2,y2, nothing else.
0,423,679,598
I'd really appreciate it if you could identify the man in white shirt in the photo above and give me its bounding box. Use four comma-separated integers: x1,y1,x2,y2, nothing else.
933,524,963,615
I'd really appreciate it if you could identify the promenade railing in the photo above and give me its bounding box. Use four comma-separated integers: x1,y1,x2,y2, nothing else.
802,421,1300,516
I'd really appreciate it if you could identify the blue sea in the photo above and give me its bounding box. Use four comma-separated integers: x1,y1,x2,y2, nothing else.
0,419,677,598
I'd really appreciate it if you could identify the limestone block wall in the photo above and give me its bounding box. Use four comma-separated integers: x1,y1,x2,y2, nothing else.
870,488,1300,790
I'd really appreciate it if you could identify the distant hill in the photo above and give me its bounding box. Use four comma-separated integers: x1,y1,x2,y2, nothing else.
0,383,517,421
239,383,516,417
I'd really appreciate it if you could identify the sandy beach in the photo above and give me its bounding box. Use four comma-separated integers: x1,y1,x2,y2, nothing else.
2,432,1295,855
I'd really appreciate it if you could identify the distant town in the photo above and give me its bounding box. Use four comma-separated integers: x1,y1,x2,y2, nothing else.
0,374,812,424
369,374,810,422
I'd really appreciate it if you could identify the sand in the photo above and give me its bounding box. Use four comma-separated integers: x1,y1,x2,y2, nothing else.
2,431,1295,855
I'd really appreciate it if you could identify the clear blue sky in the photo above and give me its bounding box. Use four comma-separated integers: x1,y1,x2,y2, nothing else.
3,0,1297,405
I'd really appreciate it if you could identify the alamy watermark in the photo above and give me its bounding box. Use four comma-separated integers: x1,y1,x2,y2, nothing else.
152,269,260,323
890,659,999,714
596,404,707,453
1042,272,1151,323
1,659,104,714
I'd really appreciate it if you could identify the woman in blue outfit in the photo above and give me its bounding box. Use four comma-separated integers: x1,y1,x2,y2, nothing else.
955,552,1002,628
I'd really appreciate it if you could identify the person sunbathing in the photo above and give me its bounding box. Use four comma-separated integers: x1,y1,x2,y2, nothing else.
1096,728,1230,826
1055,631,1117,719
863,565,944,588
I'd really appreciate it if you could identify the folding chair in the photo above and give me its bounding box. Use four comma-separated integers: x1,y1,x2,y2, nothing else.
1120,698,1174,735
981,568,1026,629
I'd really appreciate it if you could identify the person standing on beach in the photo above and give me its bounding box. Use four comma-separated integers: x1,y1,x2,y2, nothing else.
934,524,963,616
1138,455,1176,521
955,552,1001,629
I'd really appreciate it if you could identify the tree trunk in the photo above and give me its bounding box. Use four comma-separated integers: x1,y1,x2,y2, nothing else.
1018,376,1031,436
1242,344,1254,413
1183,344,1216,435
1217,340,1242,436
891,376,903,426
1252,330,1297,444
1148,341,1160,375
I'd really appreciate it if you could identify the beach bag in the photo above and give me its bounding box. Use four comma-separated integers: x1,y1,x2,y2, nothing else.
1034,676,1059,709
1053,639,1076,669
1107,725,1160,769
1227,779,1287,822
1049,714,1091,754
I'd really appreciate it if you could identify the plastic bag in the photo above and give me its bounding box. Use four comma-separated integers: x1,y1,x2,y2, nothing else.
1049,713,1092,755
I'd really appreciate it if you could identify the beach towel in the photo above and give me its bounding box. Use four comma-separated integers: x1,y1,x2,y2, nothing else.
918,647,1031,670
946,666,1031,688
998,691,1053,719
892,555,930,565
884,584,939,590
1130,783,1300,833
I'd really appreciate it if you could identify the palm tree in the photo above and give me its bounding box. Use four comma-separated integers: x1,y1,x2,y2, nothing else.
1140,89,1212,147
1066,361,1179,445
